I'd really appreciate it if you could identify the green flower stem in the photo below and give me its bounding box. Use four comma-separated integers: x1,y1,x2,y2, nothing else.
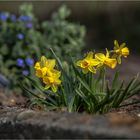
101,67,106,92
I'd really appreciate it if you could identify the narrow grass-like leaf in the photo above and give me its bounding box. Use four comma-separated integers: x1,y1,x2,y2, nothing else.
20,79,58,106
111,81,124,107
50,48,63,69
21,84,44,100
115,75,139,106
125,81,140,99
77,76,92,93
75,89,88,104
101,67,106,92
25,76,44,92
68,95,75,112
119,100,140,108
77,76,98,104
112,71,119,89
71,59,86,81
125,87,140,99
95,69,103,92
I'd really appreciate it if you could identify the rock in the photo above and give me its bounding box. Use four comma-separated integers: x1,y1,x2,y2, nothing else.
16,110,35,121
0,74,10,88
0,107,140,139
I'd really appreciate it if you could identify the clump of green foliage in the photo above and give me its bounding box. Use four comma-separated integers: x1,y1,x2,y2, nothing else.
23,41,140,114
42,5,86,59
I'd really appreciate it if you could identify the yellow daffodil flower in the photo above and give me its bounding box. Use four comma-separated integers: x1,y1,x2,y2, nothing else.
95,49,117,69
114,40,129,64
34,56,56,78
76,52,100,74
34,62,42,78
43,71,61,93
34,56,61,92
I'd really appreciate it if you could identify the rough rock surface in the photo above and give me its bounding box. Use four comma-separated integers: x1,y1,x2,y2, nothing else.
0,107,140,139
0,74,10,88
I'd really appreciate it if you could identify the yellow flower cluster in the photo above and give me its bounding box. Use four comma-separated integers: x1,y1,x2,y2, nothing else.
34,56,61,92
77,40,129,74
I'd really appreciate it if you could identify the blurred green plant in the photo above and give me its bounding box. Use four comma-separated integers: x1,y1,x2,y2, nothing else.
42,5,86,59
0,4,86,92
0,4,43,91
22,41,140,114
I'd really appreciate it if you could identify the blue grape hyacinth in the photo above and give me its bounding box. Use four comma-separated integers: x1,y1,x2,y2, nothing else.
17,33,24,40
22,70,29,76
0,13,8,21
19,15,32,22
16,58,24,67
26,22,33,29
25,58,34,66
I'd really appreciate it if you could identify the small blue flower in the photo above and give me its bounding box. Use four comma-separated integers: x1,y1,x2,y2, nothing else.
25,58,34,66
10,14,16,21
17,33,24,40
16,58,24,67
26,22,33,29
0,13,8,21
22,70,29,76
19,15,32,22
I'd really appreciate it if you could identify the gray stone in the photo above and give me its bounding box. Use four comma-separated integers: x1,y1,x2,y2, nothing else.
0,107,140,139
0,74,10,88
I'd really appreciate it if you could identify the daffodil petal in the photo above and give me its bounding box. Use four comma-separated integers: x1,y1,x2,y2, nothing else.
88,66,96,73
40,56,47,68
86,51,94,59
120,43,126,49
47,59,56,69
55,79,61,85
105,58,117,69
106,48,110,58
34,62,40,69
76,60,82,66
114,40,119,49
35,69,43,78
91,59,100,66
96,63,103,68
42,67,48,76
95,53,105,61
